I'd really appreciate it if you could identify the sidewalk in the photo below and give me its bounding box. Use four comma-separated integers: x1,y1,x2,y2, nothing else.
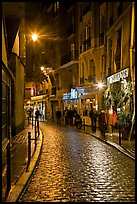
6,120,43,202
79,125,135,160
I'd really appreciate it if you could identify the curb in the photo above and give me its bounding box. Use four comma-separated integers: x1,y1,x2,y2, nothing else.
5,130,44,202
84,131,135,161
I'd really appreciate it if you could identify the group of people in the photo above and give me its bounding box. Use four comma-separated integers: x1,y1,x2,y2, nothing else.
27,108,41,120
89,107,118,137
56,107,78,126
34,106,118,136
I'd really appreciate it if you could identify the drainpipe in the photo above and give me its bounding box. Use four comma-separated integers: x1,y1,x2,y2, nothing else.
129,2,135,141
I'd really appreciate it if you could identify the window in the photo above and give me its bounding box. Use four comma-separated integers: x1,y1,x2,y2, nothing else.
117,2,123,17
88,60,95,83
54,2,59,13
115,29,121,71
108,39,113,75
80,63,84,84
102,55,105,77
71,43,75,60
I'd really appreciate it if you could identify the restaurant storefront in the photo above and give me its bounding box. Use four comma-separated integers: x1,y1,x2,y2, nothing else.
104,68,132,113
76,85,99,125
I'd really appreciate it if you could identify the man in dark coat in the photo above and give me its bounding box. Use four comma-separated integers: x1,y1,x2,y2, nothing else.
56,108,62,125
35,108,40,120
89,109,98,133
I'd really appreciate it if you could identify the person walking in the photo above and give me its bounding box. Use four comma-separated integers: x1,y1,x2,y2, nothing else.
35,108,40,120
63,107,68,125
56,108,62,125
108,106,117,136
98,109,106,138
89,109,97,133
89,109,94,132
112,109,118,133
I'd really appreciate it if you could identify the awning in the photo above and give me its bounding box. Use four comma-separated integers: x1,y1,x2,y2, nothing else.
31,94,47,102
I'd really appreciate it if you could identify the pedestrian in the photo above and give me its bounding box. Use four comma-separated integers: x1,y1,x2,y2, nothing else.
108,106,117,136
35,108,40,120
89,108,94,131
56,108,62,125
63,107,68,125
112,108,118,133
89,109,97,133
98,109,106,138
28,109,31,119
67,109,74,126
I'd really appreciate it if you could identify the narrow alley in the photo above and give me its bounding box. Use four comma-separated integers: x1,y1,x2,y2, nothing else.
18,122,135,202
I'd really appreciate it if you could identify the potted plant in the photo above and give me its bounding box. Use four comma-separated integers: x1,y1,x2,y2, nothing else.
116,112,132,140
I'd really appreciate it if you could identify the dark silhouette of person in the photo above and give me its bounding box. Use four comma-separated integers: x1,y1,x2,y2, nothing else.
89,109,97,133
56,108,62,125
63,107,68,125
98,109,106,138
35,109,40,120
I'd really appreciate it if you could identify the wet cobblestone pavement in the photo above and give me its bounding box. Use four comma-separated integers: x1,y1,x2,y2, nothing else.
19,122,135,202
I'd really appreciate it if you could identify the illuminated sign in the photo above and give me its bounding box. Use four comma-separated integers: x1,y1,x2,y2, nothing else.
63,93,71,100
70,88,77,99
31,95,46,101
107,68,129,85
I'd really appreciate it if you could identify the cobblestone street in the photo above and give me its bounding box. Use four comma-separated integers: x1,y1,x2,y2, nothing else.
19,122,135,202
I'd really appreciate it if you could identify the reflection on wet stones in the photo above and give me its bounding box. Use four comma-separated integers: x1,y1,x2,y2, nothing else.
19,123,135,202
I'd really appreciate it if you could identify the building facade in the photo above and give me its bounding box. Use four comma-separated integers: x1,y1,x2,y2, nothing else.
105,2,135,115
24,2,135,128
2,2,26,200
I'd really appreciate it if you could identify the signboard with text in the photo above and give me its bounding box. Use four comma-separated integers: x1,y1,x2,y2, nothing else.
107,68,129,85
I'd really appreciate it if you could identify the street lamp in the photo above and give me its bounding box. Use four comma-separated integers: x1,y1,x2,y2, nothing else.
98,82,103,89
40,66,45,71
32,33,38,41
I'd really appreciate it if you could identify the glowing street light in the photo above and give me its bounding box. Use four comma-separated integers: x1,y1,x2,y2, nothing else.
32,34,38,41
98,82,103,89
40,66,45,71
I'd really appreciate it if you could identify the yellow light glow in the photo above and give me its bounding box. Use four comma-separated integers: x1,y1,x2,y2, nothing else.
41,66,45,71
98,82,103,89
32,34,38,41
